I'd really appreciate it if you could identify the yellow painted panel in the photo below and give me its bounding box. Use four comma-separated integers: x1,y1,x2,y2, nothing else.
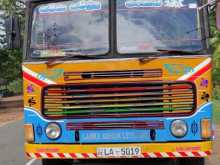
25,141,212,154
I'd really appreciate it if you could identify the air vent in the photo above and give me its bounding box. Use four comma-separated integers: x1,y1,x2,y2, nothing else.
64,69,162,81
66,121,164,130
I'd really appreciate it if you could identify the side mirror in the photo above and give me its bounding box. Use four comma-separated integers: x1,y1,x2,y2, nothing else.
5,16,21,49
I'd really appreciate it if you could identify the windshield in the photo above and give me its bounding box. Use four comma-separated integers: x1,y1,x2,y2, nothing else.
30,0,109,58
117,0,203,54
30,0,206,58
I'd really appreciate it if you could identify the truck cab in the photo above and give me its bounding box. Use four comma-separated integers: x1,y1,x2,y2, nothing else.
21,0,219,165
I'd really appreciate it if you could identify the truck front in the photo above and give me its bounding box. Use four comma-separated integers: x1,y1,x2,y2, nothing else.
23,0,213,165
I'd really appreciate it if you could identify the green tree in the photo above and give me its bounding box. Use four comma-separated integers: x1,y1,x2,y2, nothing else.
0,0,24,95
210,8,220,89
0,49,22,85
0,0,25,16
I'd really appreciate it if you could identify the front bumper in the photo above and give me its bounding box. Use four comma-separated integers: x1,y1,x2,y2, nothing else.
25,141,212,159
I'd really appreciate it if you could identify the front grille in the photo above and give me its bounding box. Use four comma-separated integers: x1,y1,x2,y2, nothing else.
42,81,196,119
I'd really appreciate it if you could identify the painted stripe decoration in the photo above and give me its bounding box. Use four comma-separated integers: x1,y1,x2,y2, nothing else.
26,151,211,159
178,58,212,81
22,66,56,86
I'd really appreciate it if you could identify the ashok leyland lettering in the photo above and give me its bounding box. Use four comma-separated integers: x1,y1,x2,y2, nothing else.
23,0,217,165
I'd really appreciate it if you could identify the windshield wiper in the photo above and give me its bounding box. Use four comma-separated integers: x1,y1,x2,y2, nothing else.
63,52,101,60
139,49,203,63
46,52,103,66
156,49,203,55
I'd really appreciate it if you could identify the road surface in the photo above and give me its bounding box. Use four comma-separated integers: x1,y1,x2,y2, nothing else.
0,120,218,165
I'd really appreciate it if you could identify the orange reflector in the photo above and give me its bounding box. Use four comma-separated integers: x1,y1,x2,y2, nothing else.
201,119,212,139
24,124,34,143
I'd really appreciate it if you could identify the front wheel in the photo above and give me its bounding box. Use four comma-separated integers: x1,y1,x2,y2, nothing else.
42,159,73,165
180,158,205,165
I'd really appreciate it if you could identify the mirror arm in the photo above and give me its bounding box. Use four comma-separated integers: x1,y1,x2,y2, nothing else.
198,0,217,10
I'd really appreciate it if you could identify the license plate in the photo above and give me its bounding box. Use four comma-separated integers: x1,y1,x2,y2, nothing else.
97,147,141,158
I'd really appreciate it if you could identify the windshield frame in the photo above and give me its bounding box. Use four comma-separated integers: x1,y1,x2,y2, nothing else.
24,0,210,61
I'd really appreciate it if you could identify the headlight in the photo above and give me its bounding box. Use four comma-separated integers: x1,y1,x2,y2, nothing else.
46,123,61,140
171,120,187,138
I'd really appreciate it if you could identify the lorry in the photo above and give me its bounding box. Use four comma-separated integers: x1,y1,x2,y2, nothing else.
16,0,220,164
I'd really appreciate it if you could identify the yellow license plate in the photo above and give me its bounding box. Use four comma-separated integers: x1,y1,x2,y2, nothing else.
97,147,141,158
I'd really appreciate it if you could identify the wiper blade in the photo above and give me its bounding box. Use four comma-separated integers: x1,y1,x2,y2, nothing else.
46,51,103,66
61,48,107,60
62,52,101,60
139,49,203,63
156,49,202,55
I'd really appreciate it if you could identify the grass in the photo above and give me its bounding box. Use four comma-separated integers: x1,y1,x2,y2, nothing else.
213,100,220,124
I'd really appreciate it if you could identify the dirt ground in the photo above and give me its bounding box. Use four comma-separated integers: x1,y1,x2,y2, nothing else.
0,96,23,102
0,108,23,127
0,95,23,127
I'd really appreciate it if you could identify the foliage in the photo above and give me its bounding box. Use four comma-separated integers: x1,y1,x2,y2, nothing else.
0,0,24,95
0,49,22,86
0,0,26,41
208,7,220,99
7,78,23,95
0,0,25,16
210,9,220,87
213,100,220,123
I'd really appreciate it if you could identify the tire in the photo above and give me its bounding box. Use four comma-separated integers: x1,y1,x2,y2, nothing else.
164,159,180,165
145,159,180,165
42,159,73,165
180,158,205,165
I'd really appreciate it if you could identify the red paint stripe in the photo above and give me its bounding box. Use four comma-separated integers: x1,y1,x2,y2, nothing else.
205,151,211,155
82,153,89,158
142,153,150,158
23,72,48,87
167,152,175,157
26,151,211,159
155,152,163,158
26,152,31,157
47,85,191,94
70,153,77,159
58,153,65,158
179,152,188,157
35,153,42,158
188,63,212,81
192,152,202,157
46,153,53,158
